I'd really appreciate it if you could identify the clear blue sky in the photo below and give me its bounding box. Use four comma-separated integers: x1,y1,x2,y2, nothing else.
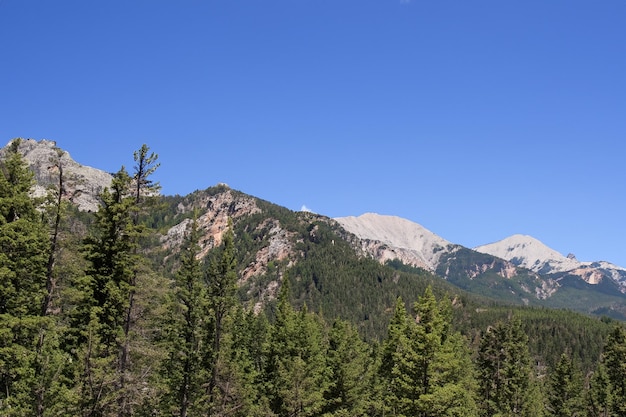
1,1,625,266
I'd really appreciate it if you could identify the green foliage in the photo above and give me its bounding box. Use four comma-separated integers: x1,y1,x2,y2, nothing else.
602,325,626,417
323,319,374,416
546,353,583,417
264,280,330,417
477,316,536,417
159,217,206,417
380,287,479,417
0,139,52,415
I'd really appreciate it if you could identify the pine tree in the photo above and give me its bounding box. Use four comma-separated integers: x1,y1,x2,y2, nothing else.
265,279,329,417
380,287,478,417
160,217,206,417
0,139,50,415
75,167,140,416
323,319,373,416
603,326,626,417
118,144,160,417
546,352,583,417
586,364,611,417
477,316,534,417
204,220,239,415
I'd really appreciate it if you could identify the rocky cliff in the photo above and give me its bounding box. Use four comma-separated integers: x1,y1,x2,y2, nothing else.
1,138,112,212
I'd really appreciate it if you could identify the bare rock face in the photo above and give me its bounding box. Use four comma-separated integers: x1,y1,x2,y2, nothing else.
335,213,453,271
1,138,112,212
161,187,262,258
160,186,300,313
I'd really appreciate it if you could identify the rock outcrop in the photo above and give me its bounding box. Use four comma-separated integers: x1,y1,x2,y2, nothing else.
1,138,112,212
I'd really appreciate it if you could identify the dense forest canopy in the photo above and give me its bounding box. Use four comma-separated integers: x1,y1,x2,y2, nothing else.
1,139,625,417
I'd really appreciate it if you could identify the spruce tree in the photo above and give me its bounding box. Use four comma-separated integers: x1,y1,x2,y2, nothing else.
160,217,206,417
380,287,478,417
323,319,373,416
204,220,239,415
74,167,140,416
603,326,626,417
265,279,329,417
586,364,611,417
546,352,583,417
0,139,50,415
477,316,534,417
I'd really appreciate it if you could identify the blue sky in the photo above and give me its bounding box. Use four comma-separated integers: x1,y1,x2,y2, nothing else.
1,1,625,266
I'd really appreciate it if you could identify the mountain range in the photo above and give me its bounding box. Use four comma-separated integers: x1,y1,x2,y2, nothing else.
7,138,626,319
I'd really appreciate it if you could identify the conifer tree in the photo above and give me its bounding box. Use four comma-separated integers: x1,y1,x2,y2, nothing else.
204,220,239,415
74,167,140,416
160,217,206,417
118,144,160,417
477,316,534,417
0,139,50,415
546,352,583,417
323,318,373,416
380,287,478,417
586,364,611,417
603,326,626,417
265,278,329,417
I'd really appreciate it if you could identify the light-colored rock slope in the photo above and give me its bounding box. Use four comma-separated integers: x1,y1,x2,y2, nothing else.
335,213,453,270
2,139,112,212
475,234,626,289
474,234,581,274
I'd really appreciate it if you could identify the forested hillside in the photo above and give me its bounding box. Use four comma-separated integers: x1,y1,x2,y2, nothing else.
2,139,625,416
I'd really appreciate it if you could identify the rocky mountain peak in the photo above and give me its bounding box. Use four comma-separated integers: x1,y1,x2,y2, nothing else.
473,234,581,274
334,213,454,270
1,138,112,212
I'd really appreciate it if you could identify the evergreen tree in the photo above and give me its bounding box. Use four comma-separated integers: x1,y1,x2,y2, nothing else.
0,139,50,415
210,304,270,416
603,326,626,417
74,167,140,416
203,220,239,415
323,319,373,416
546,352,583,417
586,364,611,417
477,316,535,417
380,287,478,417
160,217,206,417
118,144,160,417
265,279,329,417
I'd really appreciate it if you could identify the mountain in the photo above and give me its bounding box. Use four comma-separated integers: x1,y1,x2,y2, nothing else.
335,213,457,271
0,138,112,211
475,233,626,293
335,213,626,317
5,138,626,319
475,234,589,274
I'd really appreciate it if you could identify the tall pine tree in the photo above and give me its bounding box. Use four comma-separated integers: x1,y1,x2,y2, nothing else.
160,217,206,417
0,139,50,415
477,316,536,417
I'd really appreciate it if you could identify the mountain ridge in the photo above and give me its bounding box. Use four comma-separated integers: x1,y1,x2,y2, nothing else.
6,138,626,317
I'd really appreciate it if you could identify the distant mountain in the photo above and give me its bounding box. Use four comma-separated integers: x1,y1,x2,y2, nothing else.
335,213,458,271
475,234,584,274
335,213,626,316
474,234,626,293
